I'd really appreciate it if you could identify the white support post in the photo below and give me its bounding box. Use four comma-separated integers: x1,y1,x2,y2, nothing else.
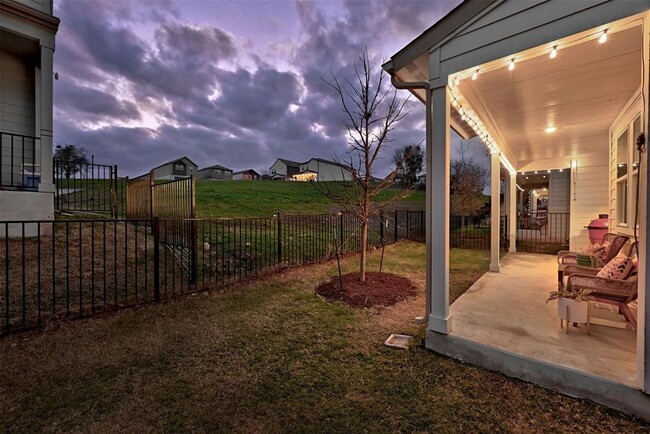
427,85,451,334
637,14,650,394
38,45,55,193
508,172,517,252
489,152,501,272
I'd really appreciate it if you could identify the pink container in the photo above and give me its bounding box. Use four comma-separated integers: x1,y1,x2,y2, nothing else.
586,214,609,244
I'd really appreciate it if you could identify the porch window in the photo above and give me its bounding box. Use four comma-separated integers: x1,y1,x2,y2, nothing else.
614,111,642,228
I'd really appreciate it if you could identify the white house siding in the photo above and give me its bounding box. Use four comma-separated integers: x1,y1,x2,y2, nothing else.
0,50,35,136
269,160,287,176
569,154,609,251
301,159,353,181
548,171,569,213
12,0,52,14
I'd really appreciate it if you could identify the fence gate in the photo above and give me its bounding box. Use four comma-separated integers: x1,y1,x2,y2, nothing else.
126,174,197,283
54,159,124,217
515,212,570,254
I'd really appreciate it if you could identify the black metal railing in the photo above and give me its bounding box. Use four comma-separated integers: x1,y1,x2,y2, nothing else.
0,132,41,189
516,212,570,254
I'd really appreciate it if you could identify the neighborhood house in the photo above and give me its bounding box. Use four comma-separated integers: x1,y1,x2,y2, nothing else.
385,0,650,419
269,158,300,180
293,158,354,182
0,0,58,231
197,164,233,181
232,169,260,180
151,157,197,181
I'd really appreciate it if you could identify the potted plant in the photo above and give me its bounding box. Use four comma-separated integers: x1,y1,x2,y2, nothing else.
547,287,594,334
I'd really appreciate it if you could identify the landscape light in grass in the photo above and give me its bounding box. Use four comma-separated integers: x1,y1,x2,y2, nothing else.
384,334,414,350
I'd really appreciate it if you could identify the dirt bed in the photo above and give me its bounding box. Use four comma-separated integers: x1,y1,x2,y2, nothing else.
315,271,416,308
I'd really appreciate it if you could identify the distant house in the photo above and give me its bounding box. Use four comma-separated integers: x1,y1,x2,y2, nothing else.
233,169,260,180
294,158,354,182
151,157,197,181
197,164,233,181
269,158,301,180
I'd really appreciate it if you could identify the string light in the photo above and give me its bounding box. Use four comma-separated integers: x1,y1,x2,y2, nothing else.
454,76,460,86
452,98,457,107
550,46,557,59
471,69,478,80
508,59,515,71
599,29,608,43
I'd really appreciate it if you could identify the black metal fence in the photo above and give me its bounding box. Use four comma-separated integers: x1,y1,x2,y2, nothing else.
0,132,41,189
54,159,126,217
0,211,412,335
516,212,570,254
2,209,564,336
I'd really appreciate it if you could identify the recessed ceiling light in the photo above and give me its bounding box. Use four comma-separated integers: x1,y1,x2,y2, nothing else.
545,126,556,133
599,30,608,44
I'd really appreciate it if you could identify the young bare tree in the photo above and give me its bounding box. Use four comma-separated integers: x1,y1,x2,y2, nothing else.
450,141,489,235
317,48,412,282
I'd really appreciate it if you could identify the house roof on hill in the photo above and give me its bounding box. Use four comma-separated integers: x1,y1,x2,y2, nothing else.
233,169,261,176
151,156,197,171
198,164,232,172
277,158,301,168
307,157,352,170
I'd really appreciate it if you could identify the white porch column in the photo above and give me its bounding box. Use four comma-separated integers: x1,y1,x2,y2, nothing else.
427,85,451,334
489,152,500,272
638,14,650,395
508,172,517,252
38,45,55,193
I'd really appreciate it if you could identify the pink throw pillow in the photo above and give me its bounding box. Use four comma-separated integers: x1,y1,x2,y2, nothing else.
596,254,632,280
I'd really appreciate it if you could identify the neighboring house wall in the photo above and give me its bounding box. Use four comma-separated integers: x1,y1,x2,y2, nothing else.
233,171,260,180
0,0,59,232
197,167,232,180
151,158,197,181
0,49,35,135
301,159,353,181
269,160,288,176
13,0,53,14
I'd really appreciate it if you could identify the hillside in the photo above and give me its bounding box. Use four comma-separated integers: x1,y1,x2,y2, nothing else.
196,180,425,218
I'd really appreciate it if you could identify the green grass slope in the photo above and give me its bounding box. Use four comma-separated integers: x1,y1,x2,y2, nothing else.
196,180,425,218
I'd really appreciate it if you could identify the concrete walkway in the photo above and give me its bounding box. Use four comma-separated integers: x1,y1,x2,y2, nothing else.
449,252,637,387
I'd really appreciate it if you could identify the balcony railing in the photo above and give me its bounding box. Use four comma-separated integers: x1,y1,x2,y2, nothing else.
0,132,41,190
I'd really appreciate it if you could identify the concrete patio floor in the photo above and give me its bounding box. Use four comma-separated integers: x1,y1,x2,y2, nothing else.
449,252,637,387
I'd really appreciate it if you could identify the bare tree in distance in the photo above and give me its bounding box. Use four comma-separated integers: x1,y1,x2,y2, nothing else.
392,142,424,187
54,144,89,179
450,141,489,236
315,48,414,283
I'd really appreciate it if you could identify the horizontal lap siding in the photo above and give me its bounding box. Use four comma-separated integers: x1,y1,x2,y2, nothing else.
570,163,609,250
0,51,35,136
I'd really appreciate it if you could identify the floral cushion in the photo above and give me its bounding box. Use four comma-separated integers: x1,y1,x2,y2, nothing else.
596,253,632,280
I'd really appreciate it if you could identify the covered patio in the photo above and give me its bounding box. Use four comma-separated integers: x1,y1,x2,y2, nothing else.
449,252,636,387
384,0,650,420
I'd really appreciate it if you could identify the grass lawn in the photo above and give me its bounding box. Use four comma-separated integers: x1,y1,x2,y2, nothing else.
1,242,645,432
196,180,425,218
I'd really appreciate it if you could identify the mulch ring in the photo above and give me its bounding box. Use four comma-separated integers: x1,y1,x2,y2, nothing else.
315,272,417,309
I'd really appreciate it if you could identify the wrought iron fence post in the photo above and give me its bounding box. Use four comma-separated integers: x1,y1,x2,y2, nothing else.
277,211,283,263
379,209,385,243
339,213,344,253
406,211,411,240
394,210,398,243
153,216,160,302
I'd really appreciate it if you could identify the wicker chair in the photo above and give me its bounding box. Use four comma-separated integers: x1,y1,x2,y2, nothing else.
557,233,629,284
564,248,638,331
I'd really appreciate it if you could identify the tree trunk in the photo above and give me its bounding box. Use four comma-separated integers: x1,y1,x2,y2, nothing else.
359,218,368,282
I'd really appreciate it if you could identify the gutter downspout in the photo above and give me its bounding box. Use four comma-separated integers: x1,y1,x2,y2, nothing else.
387,64,432,324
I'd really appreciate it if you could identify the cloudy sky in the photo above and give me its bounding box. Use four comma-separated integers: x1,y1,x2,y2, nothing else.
52,0,483,177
